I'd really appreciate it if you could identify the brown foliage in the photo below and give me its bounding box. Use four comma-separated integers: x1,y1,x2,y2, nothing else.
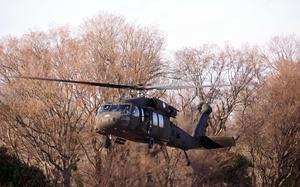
0,14,165,187
238,59,300,186
0,12,299,187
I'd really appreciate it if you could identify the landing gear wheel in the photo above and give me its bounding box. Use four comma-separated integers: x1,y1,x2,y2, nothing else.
104,135,112,148
148,137,154,149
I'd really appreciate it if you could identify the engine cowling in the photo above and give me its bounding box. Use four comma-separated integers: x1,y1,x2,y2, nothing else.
151,98,177,118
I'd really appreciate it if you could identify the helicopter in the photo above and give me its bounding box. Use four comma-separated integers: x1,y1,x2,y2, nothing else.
17,76,236,165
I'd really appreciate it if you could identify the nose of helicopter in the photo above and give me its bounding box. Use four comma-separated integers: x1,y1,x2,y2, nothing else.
94,113,121,133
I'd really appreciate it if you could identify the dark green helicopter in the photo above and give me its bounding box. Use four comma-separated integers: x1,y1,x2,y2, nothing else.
18,76,235,165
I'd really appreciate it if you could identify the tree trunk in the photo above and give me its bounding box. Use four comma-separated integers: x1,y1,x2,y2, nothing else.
63,169,71,187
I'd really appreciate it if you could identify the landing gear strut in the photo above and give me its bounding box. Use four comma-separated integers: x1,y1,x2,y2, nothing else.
148,137,154,149
183,150,191,166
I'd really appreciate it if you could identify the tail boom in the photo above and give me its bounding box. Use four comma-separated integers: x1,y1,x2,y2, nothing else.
200,136,236,149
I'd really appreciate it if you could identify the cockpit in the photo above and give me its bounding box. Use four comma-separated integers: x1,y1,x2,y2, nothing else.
98,104,132,115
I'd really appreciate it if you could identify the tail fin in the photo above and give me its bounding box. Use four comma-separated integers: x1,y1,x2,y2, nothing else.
200,136,236,149
193,103,235,149
193,103,212,139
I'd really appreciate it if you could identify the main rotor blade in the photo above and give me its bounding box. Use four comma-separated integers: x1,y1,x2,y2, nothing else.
16,76,145,90
15,76,232,91
145,84,231,90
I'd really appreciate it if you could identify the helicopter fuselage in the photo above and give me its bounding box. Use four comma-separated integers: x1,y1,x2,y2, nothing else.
94,98,200,150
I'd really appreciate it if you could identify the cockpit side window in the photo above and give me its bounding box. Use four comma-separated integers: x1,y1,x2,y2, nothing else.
118,104,131,114
132,106,140,117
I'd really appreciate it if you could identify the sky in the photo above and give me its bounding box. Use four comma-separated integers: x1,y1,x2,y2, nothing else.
1,0,299,52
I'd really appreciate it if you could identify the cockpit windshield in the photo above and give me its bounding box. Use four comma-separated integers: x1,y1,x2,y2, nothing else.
98,104,131,114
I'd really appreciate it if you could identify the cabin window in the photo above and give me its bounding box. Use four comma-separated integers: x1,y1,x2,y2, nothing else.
152,112,158,126
132,106,140,117
158,114,164,128
140,108,145,122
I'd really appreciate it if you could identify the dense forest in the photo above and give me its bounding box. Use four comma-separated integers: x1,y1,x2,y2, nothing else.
0,14,299,186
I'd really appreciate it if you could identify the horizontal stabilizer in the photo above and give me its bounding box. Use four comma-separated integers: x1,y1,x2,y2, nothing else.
200,136,235,149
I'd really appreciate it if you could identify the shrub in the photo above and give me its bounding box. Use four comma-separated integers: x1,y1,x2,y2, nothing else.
0,146,49,187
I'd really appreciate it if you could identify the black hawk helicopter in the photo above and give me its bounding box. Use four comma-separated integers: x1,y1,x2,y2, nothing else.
17,76,235,165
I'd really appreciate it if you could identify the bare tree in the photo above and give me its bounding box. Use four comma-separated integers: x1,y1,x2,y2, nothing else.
172,44,264,136
0,28,95,186
0,14,166,186
237,36,300,186
238,62,300,186
263,34,300,72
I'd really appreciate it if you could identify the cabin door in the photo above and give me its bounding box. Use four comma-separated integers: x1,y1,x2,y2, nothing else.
149,112,170,142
